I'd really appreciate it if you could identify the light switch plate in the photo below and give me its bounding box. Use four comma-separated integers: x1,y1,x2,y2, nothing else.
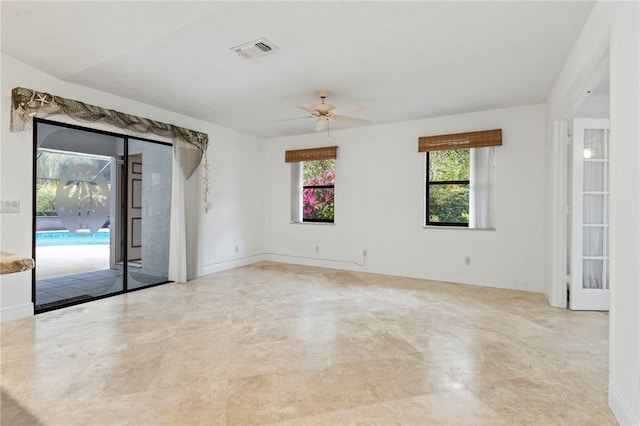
0,200,20,213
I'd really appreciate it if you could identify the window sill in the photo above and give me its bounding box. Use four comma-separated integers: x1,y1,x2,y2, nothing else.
423,225,496,231
290,221,335,226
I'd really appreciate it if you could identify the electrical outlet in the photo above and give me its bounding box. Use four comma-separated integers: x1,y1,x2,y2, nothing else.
235,245,239,253
465,256,471,265
315,245,319,253
363,249,368,257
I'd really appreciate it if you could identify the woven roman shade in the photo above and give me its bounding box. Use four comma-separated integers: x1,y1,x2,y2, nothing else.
419,129,502,152
285,146,338,163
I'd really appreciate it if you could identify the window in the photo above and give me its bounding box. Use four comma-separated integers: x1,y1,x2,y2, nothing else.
419,129,501,229
302,160,335,222
285,146,337,224
427,149,470,226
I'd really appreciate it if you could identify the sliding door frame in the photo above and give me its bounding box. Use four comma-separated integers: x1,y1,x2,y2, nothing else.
32,118,173,313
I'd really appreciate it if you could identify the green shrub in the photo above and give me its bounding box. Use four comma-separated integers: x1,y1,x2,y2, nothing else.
36,183,57,216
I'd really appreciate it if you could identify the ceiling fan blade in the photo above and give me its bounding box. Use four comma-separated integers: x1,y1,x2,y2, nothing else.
315,118,328,131
286,102,315,114
333,115,372,125
330,104,365,116
273,116,313,122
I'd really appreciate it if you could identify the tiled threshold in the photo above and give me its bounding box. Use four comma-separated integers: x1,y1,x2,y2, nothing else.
36,268,168,311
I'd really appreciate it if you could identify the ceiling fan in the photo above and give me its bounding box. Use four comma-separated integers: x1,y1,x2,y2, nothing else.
275,91,372,131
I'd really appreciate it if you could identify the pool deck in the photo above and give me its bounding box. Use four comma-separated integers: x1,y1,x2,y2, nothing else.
35,245,110,280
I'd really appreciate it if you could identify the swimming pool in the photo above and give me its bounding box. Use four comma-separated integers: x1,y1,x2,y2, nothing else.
36,229,110,247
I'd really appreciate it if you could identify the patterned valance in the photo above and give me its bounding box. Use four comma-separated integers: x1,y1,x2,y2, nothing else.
10,87,208,152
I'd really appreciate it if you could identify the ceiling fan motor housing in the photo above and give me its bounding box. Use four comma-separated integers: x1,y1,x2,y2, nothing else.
313,102,334,115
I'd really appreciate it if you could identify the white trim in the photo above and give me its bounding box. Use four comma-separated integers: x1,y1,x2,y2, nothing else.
548,120,569,308
423,226,495,231
1,303,33,323
289,221,335,226
609,384,638,426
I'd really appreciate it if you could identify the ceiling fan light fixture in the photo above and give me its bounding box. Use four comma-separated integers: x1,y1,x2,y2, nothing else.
316,117,329,132
313,103,334,114
276,92,371,131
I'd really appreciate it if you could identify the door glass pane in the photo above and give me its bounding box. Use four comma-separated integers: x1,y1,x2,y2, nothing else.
583,162,605,191
35,123,124,311
583,227,603,257
583,129,607,159
583,195,604,224
583,259,603,289
126,139,172,290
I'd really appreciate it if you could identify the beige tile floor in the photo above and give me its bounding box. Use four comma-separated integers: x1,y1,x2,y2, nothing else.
1,262,616,425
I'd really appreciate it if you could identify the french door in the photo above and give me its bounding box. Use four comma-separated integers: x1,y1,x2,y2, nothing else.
570,119,610,310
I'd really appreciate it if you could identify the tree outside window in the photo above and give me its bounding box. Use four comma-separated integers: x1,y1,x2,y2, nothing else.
36,151,111,217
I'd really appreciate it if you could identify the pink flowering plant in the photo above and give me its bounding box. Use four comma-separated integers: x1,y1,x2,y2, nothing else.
302,160,335,221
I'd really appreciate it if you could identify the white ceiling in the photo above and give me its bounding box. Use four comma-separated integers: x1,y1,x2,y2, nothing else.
1,1,595,139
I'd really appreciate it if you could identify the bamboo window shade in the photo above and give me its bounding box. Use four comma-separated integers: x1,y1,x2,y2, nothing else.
285,146,338,163
418,129,502,152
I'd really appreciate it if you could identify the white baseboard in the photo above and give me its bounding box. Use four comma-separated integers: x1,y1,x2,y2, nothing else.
201,254,266,276
610,384,638,426
1,303,33,323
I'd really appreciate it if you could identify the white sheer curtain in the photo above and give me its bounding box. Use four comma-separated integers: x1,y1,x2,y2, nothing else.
469,147,495,229
185,163,202,280
169,139,203,283
169,153,187,283
290,162,302,222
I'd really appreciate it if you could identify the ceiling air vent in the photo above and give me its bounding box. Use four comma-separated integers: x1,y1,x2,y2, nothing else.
231,38,278,59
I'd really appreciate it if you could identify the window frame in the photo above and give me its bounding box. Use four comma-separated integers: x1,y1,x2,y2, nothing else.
301,160,335,224
286,146,337,225
425,150,470,227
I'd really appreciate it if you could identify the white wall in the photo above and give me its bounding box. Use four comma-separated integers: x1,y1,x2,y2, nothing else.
264,104,546,293
199,123,266,275
545,2,639,424
0,54,266,321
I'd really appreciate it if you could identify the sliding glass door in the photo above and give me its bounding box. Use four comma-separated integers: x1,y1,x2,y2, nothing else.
33,120,172,312
125,139,172,290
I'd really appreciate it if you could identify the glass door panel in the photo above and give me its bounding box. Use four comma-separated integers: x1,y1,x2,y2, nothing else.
126,139,172,290
34,123,125,311
570,119,610,310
